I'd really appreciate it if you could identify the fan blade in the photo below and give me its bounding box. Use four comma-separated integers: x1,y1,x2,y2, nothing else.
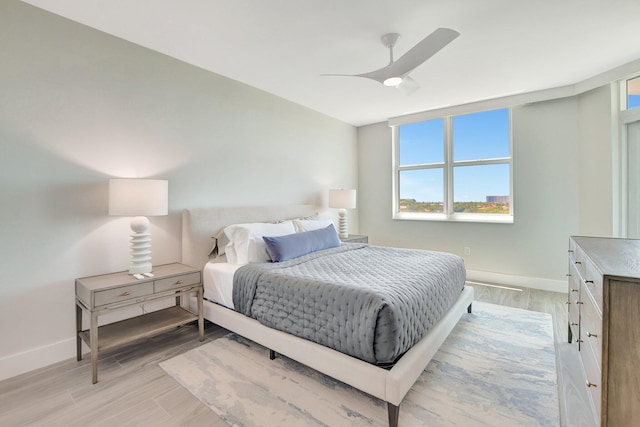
353,68,393,84
322,28,458,86
322,71,389,84
385,28,459,77
395,76,420,95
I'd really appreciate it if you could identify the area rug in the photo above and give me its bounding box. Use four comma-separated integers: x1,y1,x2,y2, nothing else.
160,302,559,426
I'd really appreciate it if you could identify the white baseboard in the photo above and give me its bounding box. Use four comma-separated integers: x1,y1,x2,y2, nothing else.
466,269,566,293
0,337,76,382
0,271,565,383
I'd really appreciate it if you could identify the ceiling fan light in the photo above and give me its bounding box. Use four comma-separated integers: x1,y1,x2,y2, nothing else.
383,76,403,87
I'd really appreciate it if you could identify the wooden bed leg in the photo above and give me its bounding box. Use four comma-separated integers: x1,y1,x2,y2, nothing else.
467,302,472,314
387,402,399,427
269,349,276,360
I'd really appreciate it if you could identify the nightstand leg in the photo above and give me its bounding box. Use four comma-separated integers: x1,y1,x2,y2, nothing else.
76,304,82,361
90,311,99,384
198,287,204,341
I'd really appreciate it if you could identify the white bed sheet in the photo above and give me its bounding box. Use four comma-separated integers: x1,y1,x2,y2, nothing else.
202,262,241,309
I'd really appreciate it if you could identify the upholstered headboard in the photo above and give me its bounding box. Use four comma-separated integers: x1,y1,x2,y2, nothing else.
181,204,317,270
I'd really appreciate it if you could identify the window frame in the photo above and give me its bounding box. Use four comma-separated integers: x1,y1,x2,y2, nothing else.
392,108,514,223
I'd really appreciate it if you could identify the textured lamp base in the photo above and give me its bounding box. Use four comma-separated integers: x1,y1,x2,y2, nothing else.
129,216,153,274
338,208,348,239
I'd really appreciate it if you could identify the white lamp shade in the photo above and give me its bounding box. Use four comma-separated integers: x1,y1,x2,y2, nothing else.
109,179,168,216
329,189,357,209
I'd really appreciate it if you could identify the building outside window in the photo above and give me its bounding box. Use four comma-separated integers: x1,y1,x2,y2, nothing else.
393,108,513,223
626,75,640,110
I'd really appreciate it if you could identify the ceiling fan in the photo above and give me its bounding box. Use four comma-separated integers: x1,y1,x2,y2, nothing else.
324,28,459,95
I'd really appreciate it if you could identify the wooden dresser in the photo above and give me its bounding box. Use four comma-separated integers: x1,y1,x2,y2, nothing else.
568,236,640,426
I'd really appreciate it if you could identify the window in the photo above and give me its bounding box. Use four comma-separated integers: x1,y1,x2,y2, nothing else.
620,75,640,237
393,108,512,222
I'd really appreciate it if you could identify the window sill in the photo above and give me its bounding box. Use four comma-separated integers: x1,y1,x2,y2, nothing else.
393,212,514,224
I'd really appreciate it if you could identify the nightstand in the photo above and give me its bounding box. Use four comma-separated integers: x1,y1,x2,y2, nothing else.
75,263,204,383
341,234,368,243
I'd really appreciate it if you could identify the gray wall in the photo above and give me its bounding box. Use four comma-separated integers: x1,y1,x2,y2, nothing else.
578,86,614,236
0,1,357,379
358,91,613,286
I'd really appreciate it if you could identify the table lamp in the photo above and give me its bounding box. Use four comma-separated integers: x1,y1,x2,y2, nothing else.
329,189,356,239
109,178,168,274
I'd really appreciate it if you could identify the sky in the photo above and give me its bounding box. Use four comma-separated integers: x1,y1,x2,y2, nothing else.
399,108,510,202
399,97,640,203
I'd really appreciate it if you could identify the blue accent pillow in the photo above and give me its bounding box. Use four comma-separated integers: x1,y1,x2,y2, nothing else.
263,224,340,262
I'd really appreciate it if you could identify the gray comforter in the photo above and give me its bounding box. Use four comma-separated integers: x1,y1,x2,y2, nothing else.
233,243,466,365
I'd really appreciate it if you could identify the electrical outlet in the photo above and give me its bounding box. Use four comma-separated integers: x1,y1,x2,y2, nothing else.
464,247,471,256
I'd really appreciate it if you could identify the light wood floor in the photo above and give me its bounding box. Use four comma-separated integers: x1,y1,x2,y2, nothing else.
0,283,595,427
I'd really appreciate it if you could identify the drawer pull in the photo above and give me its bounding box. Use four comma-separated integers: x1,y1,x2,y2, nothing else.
120,291,131,297
584,280,594,284
566,273,571,277
568,249,574,253
577,339,583,343
175,280,184,285
571,322,578,326
575,261,582,265
571,288,578,293
587,331,598,338
586,380,597,388
576,301,583,305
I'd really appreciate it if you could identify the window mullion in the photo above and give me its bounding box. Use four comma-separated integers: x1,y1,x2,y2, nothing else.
452,157,510,167
444,116,454,217
398,163,445,171
392,125,400,217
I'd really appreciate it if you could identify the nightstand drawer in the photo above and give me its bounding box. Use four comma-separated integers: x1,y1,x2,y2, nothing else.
154,272,200,293
94,282,154,307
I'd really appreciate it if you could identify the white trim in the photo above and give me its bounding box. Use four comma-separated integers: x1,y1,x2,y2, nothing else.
466,269,566,293
617,74,640,238
612,82,624,238
0,337,76,382
394,211,513,223
0,271,560,383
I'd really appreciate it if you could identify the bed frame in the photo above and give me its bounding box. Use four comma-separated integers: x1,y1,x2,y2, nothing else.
182,205,474,427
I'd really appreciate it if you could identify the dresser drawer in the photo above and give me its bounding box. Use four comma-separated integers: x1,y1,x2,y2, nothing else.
568,268,581,342
573,246,586,278
584,261,603,312
581,288,602,364
569,238,577,257
568,301,580,343
154,272,200,293
568,262,581,297
94,282,154,307
581,338,602,421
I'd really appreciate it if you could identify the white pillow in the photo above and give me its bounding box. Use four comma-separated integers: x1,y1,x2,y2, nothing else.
223,221,296,264
293,219,334,233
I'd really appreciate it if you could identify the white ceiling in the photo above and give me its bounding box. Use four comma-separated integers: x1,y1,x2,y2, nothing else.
21,0,640,126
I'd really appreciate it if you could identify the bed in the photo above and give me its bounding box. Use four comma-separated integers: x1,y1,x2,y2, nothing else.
182,205,474,427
